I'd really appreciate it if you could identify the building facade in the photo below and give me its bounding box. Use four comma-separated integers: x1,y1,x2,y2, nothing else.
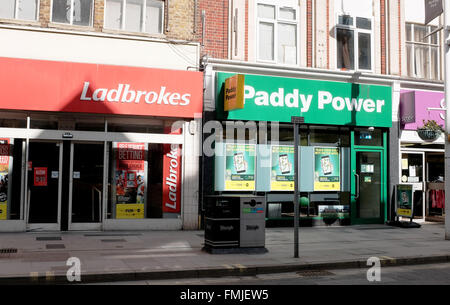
0,0,203,232
197,0,446,226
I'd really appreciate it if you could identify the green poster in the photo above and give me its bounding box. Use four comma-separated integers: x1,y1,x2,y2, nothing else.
397,184,413,218
314,147,341,191
271,146,295,191
225,144,256,191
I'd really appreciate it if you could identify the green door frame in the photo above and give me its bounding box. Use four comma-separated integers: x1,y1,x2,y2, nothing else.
350,131,388,225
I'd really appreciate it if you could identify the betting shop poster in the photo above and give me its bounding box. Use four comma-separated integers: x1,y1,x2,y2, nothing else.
0,139,10,220
225,144,256,191
314,147,341,191
271,145,295,191
115,143,146,219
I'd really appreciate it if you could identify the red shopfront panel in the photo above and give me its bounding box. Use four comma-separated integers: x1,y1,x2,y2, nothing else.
0,57,203,118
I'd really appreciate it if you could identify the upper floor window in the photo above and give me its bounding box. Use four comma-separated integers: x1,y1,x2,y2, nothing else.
406,23,440,80
51,0,93,26
0,0,39,21
336,15,373,71
104,0,164,34
257,2,298,65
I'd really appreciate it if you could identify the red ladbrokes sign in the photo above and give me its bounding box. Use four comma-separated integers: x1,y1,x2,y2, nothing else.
0,57,203,118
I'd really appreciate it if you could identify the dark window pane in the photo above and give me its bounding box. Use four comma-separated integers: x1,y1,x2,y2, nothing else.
73,0,93,26
52,0,70,24
356,17,371,30
338,15,353,26
358,32,371,70
337,28,354,70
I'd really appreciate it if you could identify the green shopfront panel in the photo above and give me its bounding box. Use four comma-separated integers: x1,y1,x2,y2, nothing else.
216,73,392,128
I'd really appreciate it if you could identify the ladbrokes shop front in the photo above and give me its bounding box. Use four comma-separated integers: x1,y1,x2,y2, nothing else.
202,70,393,227
0,57,203,232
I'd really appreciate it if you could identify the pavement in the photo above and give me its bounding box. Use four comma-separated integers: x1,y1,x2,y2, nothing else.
0,223,449,284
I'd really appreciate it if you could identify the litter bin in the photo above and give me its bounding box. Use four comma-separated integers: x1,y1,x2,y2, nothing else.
240,196,266,248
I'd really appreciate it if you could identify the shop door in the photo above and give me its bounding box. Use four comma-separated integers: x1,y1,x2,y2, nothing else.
27,141,62,231
351,149,386,224
68,142,104,231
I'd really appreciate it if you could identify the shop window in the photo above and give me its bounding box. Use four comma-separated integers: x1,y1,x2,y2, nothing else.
221,122,257,142
0,0,39,21
75,121,106,132
354,128,383,147
0,138,24,221
336,15,373,71
406,23,440,80
30,118,59,130
107,122,165,134
266,124,308,146
401,153,423,184
257,2,298,65
310,127,341,145
107,142,181,219
51,0,93,26
0,118,27,129
104,0,164,34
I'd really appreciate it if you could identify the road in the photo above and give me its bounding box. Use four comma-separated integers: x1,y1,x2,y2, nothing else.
87,263,450,285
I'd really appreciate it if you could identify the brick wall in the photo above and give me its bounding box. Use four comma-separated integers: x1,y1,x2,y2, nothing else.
166,0,195,40
195,0,229,59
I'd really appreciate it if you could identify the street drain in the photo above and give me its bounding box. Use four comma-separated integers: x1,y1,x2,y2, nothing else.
0,248,18,254
297,270,334,277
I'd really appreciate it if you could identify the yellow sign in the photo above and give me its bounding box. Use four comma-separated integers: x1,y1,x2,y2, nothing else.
116,203,145,219
224,74,245,111
397,208,413,218
0,203,6,220
225,180,255,191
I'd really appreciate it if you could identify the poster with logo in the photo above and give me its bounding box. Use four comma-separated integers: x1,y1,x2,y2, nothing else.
271,146,295,191
34,167,48,187
397,184,413,218
225,144,256,191
314,147,341,191
162,144,182,215
115,143,146,219
0,138,10,220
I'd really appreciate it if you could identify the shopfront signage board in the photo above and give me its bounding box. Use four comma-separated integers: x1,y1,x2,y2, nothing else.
224,74,245,111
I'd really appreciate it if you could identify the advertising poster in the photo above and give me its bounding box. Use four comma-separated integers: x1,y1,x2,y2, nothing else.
115,143,146,219
314,147,341,191
318,205,350,219
162,144,182,214
34,167,48,187
0,138,10,220
271,145,295,191
225,144,256,191
397,184,413,218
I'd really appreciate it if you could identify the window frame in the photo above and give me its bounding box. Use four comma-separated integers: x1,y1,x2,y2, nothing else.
405,22,441,80
103,0,165,35
256,1,300,65
335,14,374,73
0,0,40,22
50,0,94,27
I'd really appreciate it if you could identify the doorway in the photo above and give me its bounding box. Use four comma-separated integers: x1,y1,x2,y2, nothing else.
26,141,104,231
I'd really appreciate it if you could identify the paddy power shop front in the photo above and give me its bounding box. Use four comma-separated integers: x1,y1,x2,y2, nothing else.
208,73,392,226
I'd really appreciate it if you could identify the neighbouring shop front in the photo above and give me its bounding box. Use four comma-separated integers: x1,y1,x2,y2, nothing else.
0,57,203,232
399,89,446,223
202,72,392,227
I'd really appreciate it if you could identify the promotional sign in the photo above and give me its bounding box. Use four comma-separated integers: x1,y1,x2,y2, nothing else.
0,139,10,220
115,143,146,219
397,184,414,218
224,74,245,111
162,144,182,214
425,0,443,24
271,146,295,191
225,144,256,191
314,147,341,191
217,73,392,127
0,57,203,118
34,167,48,187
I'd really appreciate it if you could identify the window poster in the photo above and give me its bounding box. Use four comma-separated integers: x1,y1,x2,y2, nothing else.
271,145,295,191
115,143,146,219
0,138,10,220
225,144,256,191
34,167,48,187
314,147,341,191
397,184,413,218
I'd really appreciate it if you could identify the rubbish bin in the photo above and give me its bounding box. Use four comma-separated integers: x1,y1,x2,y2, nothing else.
240,196,266,248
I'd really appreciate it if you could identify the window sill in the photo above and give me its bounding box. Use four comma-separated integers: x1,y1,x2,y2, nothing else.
0,18,41,27
102,28,166,40
47,23,95,32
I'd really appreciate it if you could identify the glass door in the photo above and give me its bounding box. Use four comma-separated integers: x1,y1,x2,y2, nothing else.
69,142,104,231
351,150,384,224
27,141,62,231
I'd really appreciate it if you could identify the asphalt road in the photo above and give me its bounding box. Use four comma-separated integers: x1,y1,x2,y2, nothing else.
88,263,450,285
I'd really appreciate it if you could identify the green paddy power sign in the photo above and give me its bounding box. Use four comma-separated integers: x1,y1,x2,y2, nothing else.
216,73,392,127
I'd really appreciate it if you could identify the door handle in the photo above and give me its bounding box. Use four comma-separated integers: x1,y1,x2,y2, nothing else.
354,173,360,200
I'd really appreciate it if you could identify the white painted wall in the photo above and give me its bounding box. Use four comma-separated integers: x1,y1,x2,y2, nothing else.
0,26,200,70
334,0,373,18
405,0,439,25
